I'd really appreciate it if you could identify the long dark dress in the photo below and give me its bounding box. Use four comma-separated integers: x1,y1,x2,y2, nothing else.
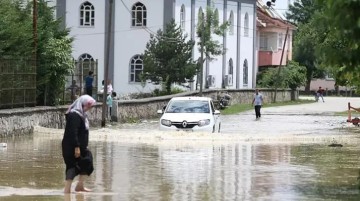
62,112,93,180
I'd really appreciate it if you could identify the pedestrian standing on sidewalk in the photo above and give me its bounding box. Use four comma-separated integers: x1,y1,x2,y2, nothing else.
252,89,263,119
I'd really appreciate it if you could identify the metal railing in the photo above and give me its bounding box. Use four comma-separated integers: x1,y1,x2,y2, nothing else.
0,59,36,109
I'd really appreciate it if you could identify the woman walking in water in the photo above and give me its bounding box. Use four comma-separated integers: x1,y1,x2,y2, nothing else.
62,95,96,193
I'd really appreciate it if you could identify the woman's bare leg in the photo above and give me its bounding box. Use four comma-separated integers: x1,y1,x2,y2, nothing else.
75,175,92,192
64,179,73,193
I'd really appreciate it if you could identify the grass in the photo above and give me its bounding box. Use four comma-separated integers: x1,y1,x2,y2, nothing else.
221,99,315,115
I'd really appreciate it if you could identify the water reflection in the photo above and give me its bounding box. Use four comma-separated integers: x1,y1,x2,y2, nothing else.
0,133,360,200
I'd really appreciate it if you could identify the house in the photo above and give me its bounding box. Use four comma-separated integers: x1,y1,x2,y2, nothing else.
256,0,295,70
49,0,257,96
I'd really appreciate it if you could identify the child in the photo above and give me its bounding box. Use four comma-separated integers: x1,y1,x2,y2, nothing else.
106,92,117,120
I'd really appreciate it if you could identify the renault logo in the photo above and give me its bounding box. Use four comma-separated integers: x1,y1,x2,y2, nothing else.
182,121,187,128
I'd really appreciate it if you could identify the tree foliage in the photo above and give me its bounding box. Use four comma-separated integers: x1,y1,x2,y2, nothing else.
0,0,73,106
196,6,229,89
196,6,229,60
286,0,318,25
142,19,197,94
257,61,306,90
0,0,33,57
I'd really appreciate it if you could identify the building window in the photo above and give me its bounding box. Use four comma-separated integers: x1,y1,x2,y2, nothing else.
80,1,95,27
130,55,143,82
229,11,234,35
243,59,248,85
278,33,284,49
79,53,94,61
132,2,147,27
259,33,268,50
244,12,249,37
180,4,185,31
228,58,233,75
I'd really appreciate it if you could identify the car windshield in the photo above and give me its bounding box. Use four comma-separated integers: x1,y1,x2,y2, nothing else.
165,100,210,113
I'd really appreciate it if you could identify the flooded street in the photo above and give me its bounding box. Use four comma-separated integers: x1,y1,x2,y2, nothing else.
1,97,360,200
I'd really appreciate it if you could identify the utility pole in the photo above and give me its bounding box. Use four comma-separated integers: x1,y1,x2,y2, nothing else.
33,0,37,57
101,0,113,127
273,27,289,102
199,12,205,96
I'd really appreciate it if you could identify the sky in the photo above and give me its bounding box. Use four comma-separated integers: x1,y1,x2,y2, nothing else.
270,0,295,15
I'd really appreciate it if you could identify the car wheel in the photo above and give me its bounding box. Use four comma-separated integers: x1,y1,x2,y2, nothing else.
218,123,221,133
212,125,215,133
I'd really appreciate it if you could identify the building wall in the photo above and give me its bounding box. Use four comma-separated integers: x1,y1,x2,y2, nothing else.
65,0,106,88
56,0,257,96
226,1,239,89
113,0,164,94
239,2,255,89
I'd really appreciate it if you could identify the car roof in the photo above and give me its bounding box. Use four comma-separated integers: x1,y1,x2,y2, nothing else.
170,96,212,101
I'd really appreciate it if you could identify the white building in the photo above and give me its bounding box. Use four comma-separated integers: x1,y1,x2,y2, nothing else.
52,0,257,96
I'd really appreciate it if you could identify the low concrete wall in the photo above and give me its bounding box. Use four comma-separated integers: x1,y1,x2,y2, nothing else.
112,89,295,122
0,104,103,137
0,89,295,137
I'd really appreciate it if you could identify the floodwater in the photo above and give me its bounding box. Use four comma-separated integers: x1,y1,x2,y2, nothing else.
1,113,360,201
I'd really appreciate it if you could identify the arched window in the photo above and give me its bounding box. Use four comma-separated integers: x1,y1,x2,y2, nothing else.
243,59,248,85
80,1,95,26
180,4,185,31
228,58,233,75
229,11,234,35
244,12,249,37
78,53,94,61
132,2,147,27
130,55,143,82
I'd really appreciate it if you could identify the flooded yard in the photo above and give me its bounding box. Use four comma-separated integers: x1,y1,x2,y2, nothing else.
1,97,360,200
0,115,360,200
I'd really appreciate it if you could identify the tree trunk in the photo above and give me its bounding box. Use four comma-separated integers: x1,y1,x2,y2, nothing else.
290,88,296,101
166,81,171,95
305,78,311,94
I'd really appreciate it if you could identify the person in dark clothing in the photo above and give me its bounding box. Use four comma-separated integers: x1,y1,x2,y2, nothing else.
85,71,94,97
62,95,96,193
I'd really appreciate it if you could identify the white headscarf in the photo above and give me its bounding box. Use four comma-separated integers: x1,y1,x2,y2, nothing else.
66,95,96,130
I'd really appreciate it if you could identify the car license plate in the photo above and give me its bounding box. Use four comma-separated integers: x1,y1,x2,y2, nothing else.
177,129,193,132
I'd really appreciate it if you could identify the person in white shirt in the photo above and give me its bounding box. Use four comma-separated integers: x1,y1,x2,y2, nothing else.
252,89,263,119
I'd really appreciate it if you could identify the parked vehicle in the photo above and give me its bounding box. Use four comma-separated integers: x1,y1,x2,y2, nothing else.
157,97,221,133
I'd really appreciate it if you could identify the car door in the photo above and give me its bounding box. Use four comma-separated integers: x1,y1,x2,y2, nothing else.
210,100,220,131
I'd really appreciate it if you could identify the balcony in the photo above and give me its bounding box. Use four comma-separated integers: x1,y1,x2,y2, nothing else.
258,50,288,67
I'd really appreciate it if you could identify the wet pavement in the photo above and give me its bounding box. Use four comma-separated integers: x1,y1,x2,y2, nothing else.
1,96,360,200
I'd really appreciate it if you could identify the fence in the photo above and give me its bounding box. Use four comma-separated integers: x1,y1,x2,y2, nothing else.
0,59,36,109
62,60,99,103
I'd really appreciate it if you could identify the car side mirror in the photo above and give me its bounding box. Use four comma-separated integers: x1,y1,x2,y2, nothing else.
214,110,221,115
157,109,163,114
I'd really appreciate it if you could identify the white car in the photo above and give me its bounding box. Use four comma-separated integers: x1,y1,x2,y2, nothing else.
157,96,221,133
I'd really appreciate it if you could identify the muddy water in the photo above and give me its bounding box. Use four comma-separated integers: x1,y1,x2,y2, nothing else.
1,113,360,200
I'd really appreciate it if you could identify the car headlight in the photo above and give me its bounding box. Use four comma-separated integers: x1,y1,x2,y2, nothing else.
161,119,172,127
198,119,210,127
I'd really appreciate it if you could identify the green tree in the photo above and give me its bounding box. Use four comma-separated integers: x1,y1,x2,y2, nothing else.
258,61,306,100
286,0,325,93
142,19,197,94
0,0,33,57
197,6,229,92
35,0,73,105
286,0,318,25
315,0,360,91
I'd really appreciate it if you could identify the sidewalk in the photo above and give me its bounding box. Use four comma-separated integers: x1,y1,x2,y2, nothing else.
260,96,360,115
